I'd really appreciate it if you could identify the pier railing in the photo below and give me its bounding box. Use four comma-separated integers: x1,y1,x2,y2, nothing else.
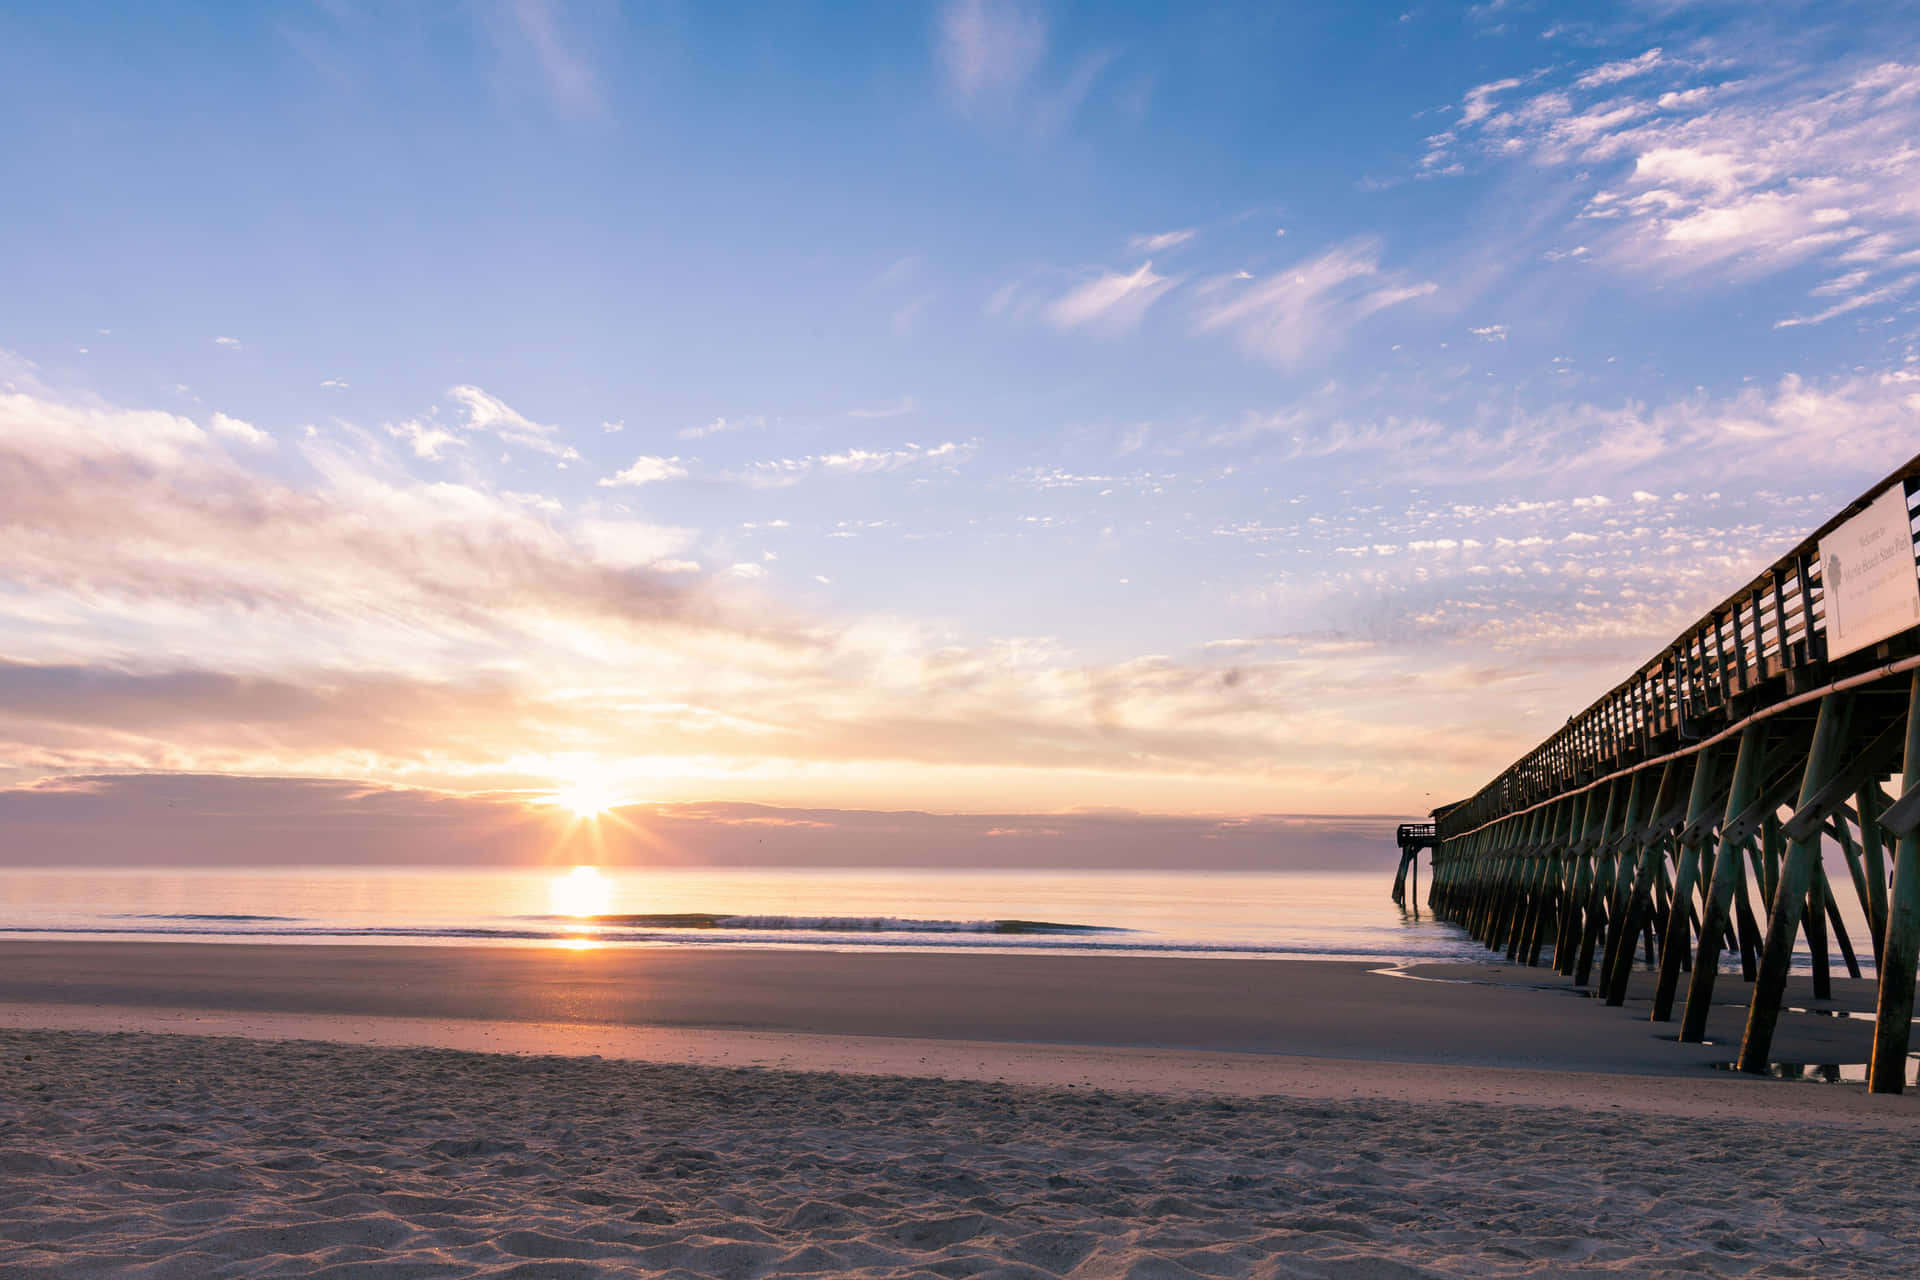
1439,455,1920,843
1397,450,1920,1094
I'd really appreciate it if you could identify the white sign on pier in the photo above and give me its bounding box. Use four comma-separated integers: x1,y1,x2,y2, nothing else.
1818,483,1920,660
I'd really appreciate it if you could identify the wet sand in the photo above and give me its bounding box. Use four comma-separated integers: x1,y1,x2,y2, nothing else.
0,941,1894,1075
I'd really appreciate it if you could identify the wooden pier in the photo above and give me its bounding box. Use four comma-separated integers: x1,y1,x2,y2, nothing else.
1396,453,1920,1092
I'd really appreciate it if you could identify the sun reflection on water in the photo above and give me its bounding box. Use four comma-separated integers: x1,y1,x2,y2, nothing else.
550,865,614,918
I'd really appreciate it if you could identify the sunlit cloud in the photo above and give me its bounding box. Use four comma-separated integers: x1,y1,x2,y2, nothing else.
598,455,689,486
0,371,1545,813
1432,45,1920,323
5,355,1912,822
387,418,463,460
208,412,270,446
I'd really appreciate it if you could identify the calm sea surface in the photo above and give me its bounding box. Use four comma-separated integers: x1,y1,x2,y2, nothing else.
0,867,1488,964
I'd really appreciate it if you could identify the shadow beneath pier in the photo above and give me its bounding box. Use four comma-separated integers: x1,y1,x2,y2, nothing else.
1398,960,1915,1082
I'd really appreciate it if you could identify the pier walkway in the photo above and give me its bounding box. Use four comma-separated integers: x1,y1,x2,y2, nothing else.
1397,452,1920,1092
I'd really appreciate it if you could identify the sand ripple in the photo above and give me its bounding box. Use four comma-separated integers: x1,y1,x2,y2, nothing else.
2,1029,1917,1277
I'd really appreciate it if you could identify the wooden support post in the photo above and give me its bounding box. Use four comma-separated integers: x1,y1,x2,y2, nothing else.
1739,694,1853,1074
1603,845,1649,1007
1870,673,1920,1093
1829,815,1876,975
1680,723,1766,1039
1513,803,1561,963
1605,759,1686,1006
1487,811,1525,952
1806,865,1832,1000
1556,785,1603,975
1823,880,1861,980
1534,792,1589,968
1493,808,1539,955
1467,825,1496,940
1480,818,1521,945
1654,739,1727,1022
1652,858,1673,951
1732,856,1762,982
1762,814,1782,908
1391,851,1411,905
1490,816,1523,947
1858,781,1890,973
1577,771,1641,986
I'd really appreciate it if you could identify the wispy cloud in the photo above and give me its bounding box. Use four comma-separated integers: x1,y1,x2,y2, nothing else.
1127,228,1195,253
483,0,603,118
1046,262,1178,335
212,336,242,350
1573,47,1663,91
1774,273,1920,329
849,397,917,420
1200,368,1920,489
447,384,579,459
678,414,763,441
598,455,688,487
937,0,1046,109
1190,241,1436,367
732,440,978,488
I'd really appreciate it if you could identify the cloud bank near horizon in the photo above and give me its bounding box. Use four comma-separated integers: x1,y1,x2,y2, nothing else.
0,774,1403,871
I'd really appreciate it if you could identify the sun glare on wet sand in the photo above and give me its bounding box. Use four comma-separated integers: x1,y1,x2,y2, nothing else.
550,865,614,918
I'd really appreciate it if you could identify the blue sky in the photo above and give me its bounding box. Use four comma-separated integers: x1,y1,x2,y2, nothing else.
2,0,1919,833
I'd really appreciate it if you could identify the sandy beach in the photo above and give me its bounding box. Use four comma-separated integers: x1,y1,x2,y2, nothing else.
4,1025,1919,1279
2,943,1919,1276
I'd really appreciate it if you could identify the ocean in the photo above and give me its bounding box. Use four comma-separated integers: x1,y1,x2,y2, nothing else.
0,866,1494,964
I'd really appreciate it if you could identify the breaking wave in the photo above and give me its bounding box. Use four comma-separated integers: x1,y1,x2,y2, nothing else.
576,914,1117,934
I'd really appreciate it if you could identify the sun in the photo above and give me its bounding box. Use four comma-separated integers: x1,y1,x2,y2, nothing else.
553,779,619,819
550,865,614,918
